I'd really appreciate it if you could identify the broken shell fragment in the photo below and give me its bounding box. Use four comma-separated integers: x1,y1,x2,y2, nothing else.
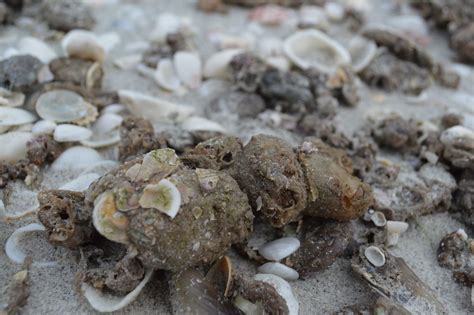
283,29,351,73
138,179,181,219
51,146,104,170
347,36,377,72
174,51,202,89
181,116,226,134
154,58,181,91
253,274,299,315
258,262,299,281
92,191,129,244
35,90,90,123
0,132,34,162
203,49,243,79
0,107,36,127
258,237,300,262
364,246,386,267
0,87,25,107
385,220,409,246
32,120,57,136
62,30,105,63
53,124,92,142
18,37,57,64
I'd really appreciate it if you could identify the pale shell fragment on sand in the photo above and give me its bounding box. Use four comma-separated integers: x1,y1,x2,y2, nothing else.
93,192,129,244
203,49,243,79
0,131,33,162
32,120,57,135
62,30,105,63
283,29,351,73
139,179,182,219
258,262,299,281
181,116,226,133
154,59,181,91
386,220,409,246
35,90,90,123
51,146,104,170
174,51,202,89
53,124,92,142
82,269,153,313
0,88,25,107
59,173,100,192
18,37,57,64
254,273,299,315
347,36,377,72
0,107,36,127
259,237,300,262
364,246,386,267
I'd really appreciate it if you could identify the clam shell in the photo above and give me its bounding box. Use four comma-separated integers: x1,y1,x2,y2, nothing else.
51,146,104,170
62,30,105,63
283,29,351,73
254,274,299,315
35,90,89,123
258,262,299,281
59,173,100,192
0,87,25,107
32,120,57,136
0,107,36,127
364,246,386,267
18,37,57,64
154,58,181,91
181,116,226,133
53,124,92,142
174,51,202,89
347,36,377,72
259,237,300,262
0,131,33,162
203,49,243,79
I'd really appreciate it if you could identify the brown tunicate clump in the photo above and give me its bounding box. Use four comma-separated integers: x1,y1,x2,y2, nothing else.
49,57,104,89
454,170,474,227
207,91,266,118
360,50,431,95
26,135,63,166
371,115,419,151
37,190,93,248
297,139,373,221
451,22,474,63
437,230,474,286
286,218,353,278
142,33,189,68
231,134,307,227
230,53,266,93
118,117,162,162
41,0,95,31
298,114,351,149
181,136,243,171
0,55,42,92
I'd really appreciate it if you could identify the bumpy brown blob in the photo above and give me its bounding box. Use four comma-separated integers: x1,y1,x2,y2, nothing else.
49,57,103,89
181,136,243,171
142,33,189,68
41,0,95,31
286,218,352,277
37,190,93,248
118,117,161,161
372,115,418,151
232,134,307,227
454,170,474,227
26,135,63,166
0,55,42,92
298,139,373,221
451,23,474,63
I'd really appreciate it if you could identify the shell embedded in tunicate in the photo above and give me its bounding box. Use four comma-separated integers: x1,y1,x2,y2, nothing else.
347,36,377,72
0,87,25,107
283,29,351,73
253,273,299,315
62,30,105,63
138,179,182,218
92,191,129,244
0,107,36,127
35,90,91,123
154,58,181,91
364,246,386,267
173,51,202,89
371,211,387,227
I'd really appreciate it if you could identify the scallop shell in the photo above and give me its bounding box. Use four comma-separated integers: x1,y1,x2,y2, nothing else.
347,36,377,72
154,58,181,91
18,37,57,64
0,131,33,162
203,49,243,79
62,30,105,63
174,51,202,89
0,88,25,107
53,124,93,142
283,29,351,73
35,90,90,123
0,107,36,127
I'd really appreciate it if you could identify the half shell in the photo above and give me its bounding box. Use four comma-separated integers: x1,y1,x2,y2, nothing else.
174,51,202,89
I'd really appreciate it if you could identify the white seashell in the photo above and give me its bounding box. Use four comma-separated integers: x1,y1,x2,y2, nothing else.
257,37,284,58
0,87,25,107
93,192,129,244
80,133,120,148
101,104,126,114
324,2,345,21
370,211,387,227
2,47,19,60
258,262,299,281
209,32,256,51
174,51,202,89
181,116,226,133
150,13,182,41
36,90,89,123
92,113,123,135
82,269,153,313
18,37,57,64
113,54,142,70
364,246,386,267
283,29,351,73
203,49,243,79
53,124,92,142
97,32,121,53
0,132,33,162
5,223,57,267
254,274,299,315
266,56,291,72
299,5,328,29
118,90,195,122
440,126,474,147
347,36,377,72
32,120,57,136
386,15,428,37
136,63,156,80
37,65,55,83
0,107,36,127
59,173,100,192
456,229,468,241
259,237,300,261
385,220,409,246
154,58,182,91
139,179,181,219
80,160,118,176
62,30,105,63
51,146,104,170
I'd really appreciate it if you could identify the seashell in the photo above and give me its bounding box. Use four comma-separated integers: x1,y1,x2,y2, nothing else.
154,59,181,91
97,32,121,53
113,54,142,70
259,237,300,262
324,2,345,22
0,87,25,107
93,191,129,244
0,107,36,127
253,274,299,315
118,90,195,122
101,104,126,114
59,173,100,192
62,30,105,63
257,37,284,58
203,49,243,79
266,56,290,72
283,29,351,73
440,125,474,147
195,168,220,193
181,116,226,133
53,124,93,142
32,120,57,136
80,160,118,177
0,132,33,162
174,51,202,89
150,13,184,42
385,220,409,246
82,269,153,313
37,65,54,83
138,179,181,219
51,146,104,170
233,295,265,315
18,37,57,64
92,113,123,135
80,134,120,148
299,5,328,29
205,256,233,297
371,211,387,227
347,36,377,72
248,5,289,26
35,90,89,123
257,262,299,281
364,246,386,267
209,32,256,51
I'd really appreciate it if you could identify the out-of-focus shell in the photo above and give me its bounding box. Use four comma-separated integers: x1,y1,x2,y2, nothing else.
0,107,36,127
154,59,181,91
35,90,92,123
51,146,104,170
53,124,92,142
203,49,243,79
0,88,25,107
18,37,57,64
174,51,202,89
254,273,299,315
0,131,33,162
92,191,129,244
62,30,105,63
347,36,377,72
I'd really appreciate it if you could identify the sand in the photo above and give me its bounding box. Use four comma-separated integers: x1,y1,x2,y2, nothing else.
1,0,474,314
